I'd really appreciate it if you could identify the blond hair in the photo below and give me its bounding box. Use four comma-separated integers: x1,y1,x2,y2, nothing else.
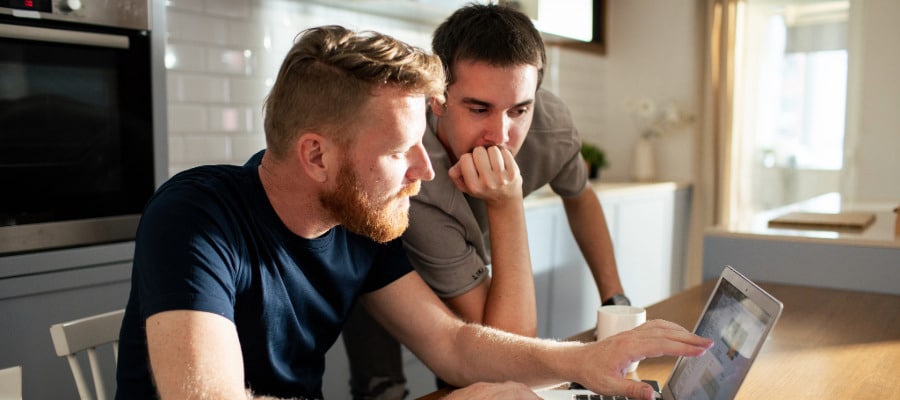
263,25,446,158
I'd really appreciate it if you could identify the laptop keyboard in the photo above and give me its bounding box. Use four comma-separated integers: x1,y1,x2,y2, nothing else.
565,380,659,400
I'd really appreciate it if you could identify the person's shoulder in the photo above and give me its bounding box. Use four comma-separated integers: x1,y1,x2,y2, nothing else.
416,128,463,211
150,164,255,214
531,88,575,133
536,88,566,106
415,162,460,212
161,164,246,193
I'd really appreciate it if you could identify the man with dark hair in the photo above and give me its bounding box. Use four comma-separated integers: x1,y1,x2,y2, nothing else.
344,4,633,399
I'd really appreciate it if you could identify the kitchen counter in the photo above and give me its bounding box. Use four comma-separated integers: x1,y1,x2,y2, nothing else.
524,180,689,208
703,192,900,295
708,192,899,249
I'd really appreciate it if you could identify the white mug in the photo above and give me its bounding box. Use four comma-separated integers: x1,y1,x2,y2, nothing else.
596,305,647,372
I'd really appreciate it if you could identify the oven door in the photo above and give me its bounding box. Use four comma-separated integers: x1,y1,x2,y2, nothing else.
0,15,154,254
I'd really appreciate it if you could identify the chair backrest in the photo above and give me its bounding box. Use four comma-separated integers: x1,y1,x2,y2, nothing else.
49,310,125,400
0,365,22,400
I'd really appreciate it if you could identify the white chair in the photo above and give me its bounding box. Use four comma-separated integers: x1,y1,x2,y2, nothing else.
0,365,22,400
49,309,125,400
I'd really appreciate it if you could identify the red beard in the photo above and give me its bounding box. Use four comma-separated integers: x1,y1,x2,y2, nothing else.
320,161,420,243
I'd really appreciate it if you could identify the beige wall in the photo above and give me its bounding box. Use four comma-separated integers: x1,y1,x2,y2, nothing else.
599,0,701,182
846,0,900,201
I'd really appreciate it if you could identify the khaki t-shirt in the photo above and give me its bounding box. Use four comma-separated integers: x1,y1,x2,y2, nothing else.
402,89,588,298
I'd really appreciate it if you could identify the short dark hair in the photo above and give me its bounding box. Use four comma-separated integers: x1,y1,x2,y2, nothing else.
432,3,546,89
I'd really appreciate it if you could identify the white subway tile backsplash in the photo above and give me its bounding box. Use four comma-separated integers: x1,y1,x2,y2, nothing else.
167,10,229,45
226,19,267,49
166,75,181,102
166,0,204,13
166,43,207,72
231,135,267,162
206,47,253,75
183,135,231,163
167,136,186,164
208,106,254,133
168,104,209,133
203,0,251,19
177,74,231,103
228,77,269,106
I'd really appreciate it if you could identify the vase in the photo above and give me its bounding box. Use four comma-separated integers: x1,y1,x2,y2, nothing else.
632,137,656,182
585,161,600,180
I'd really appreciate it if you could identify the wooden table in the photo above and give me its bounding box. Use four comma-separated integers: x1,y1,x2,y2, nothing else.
418,281,900,399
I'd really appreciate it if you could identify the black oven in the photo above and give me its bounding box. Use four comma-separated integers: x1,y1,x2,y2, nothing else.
0,0,156,254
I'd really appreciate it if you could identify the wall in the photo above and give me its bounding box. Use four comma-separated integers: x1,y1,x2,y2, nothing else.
846,0,900,201
163,0,605,176
601,0,701,183
164,0,432,175
162,0,701,183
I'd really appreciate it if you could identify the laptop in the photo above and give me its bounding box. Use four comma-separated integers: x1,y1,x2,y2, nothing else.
535,266,784,400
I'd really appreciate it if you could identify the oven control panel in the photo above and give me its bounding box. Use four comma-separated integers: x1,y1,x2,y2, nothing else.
0,0,149,31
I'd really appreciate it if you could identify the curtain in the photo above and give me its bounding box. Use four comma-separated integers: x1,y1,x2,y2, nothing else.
685,0,741,286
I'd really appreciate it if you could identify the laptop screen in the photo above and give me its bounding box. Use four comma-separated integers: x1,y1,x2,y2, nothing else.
667,275,776,400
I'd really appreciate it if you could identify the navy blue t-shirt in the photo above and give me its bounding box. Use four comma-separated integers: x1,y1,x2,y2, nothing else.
116,153,413,399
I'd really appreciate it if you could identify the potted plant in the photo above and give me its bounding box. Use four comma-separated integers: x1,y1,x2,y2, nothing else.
581,142,609,180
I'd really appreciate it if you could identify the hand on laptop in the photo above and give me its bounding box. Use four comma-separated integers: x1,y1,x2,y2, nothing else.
575,319,713,400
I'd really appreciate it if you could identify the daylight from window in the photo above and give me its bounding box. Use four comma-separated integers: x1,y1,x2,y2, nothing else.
735,0,849,214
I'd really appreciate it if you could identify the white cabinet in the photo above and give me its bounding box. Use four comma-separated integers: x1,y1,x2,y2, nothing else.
601,186,678,308
0,243,133,400
597,183,691,307
526,182,692,339
526,202,599,339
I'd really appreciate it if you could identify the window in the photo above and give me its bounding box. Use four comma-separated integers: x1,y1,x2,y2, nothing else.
734,0,850,214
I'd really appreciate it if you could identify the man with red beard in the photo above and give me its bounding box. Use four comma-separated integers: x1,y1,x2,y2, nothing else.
116,25,711,400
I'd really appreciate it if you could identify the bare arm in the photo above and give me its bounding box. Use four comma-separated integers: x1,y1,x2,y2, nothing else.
364,271,713,400
362,271,569,389
445,145,537,336
146,310,298,400
562,184,626,301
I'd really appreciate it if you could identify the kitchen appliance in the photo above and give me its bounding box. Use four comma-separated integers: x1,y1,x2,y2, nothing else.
0,0,157,254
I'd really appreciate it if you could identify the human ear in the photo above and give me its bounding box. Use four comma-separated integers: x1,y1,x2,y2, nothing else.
429,96,446,117
296,133,336,183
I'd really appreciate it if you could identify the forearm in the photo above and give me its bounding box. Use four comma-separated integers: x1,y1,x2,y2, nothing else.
438,322,583,388
365,275,575,389
446,146,537,335
483,199,537,336
562,187,624,299
441,320,715,400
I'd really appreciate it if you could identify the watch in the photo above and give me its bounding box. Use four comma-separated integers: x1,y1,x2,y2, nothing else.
602,293,631,306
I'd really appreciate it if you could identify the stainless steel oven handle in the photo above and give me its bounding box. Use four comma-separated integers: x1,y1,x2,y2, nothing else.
0,23,129,49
